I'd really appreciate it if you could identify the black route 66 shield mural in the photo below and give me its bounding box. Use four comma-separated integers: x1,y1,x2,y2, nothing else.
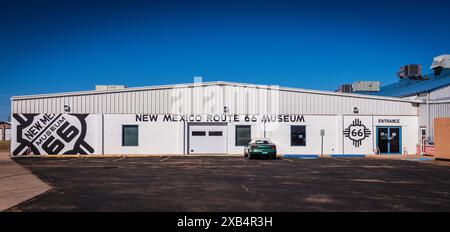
12,114,94,156
343,118,371,148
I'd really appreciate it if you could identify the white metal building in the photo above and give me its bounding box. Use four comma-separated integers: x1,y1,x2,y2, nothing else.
10,81,420,157
0,122,11,141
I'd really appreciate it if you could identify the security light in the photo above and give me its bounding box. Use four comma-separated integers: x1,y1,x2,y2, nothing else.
64,105,71,113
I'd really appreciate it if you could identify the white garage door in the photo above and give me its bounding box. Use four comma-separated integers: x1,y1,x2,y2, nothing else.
189,125,227,154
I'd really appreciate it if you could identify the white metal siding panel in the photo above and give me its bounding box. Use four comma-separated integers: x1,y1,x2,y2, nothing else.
237,87,244,114
204,86,210,114
161,90,166,113
139,91,144,113
300,93,306,114
36,99,42,113
23,100,28,113
431,103,450,138
29,99,35,113
153,90,158,113
192,87,199,114
181,88,188,114
130,92,135,114
229,86,237,114
430,85,450,100
83,95,88,114
171,88,179,114
143,91,148,113
18,101,22,114
13,101,17,114
126,92,131,114
11,84,419,116
49,98,54,113
102,94,107,114
77,96,82,113
322,95,328,115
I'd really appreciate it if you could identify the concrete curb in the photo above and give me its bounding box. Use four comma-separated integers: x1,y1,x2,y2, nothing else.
283,154,320,159
330,154,366,158
11,154,247,159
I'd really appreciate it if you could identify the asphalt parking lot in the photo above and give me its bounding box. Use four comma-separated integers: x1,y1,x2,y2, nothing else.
8,156,450,212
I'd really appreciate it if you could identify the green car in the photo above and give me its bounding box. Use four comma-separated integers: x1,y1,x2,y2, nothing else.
244,138,277,159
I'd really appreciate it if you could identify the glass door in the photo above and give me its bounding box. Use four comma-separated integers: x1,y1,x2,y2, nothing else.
377,128,389,153
389,127,400,154
377,127,402,154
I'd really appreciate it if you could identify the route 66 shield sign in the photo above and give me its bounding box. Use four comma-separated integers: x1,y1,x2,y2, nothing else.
343,118,371,148
12,114,94,156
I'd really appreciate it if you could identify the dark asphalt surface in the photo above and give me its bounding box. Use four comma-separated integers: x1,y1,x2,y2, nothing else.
8,157,450,212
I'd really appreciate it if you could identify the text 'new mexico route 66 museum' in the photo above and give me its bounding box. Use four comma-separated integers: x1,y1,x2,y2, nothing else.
10,81,420,157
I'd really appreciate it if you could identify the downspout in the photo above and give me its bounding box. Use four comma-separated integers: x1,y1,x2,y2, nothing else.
427,92,431,141
342,115,345,155
102,114,105,155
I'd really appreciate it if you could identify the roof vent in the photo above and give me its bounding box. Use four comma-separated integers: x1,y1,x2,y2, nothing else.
430,55,450,69
95,85,127,91
430,55,450,76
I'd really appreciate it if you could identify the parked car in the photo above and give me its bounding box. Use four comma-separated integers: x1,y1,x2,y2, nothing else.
244,138,277,159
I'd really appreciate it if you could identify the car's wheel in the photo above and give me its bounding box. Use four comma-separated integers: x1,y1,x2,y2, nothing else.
248,153,252,159
271,154,277,160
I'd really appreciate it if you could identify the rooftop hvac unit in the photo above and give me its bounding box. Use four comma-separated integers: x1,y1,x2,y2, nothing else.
352,81,380,92
336,84,353,93
397,64,422,79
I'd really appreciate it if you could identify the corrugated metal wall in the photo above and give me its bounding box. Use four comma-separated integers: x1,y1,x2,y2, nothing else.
12,84,418,116
430,85,450,100
418,101,450,140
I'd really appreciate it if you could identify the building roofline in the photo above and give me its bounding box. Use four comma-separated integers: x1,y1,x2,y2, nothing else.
11,81,421,103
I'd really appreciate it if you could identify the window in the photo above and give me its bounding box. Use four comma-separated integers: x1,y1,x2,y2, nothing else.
236,125,251,146
122,125,138,146
192,131,206,136
209,131,223,136
291,125,306,146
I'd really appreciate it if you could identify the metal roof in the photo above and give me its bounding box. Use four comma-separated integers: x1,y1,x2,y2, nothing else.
361,69,450,98
11,81,419,103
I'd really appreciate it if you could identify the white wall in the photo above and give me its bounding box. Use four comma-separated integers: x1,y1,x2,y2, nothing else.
233,116,339,155
103,115,184,155
10,113,419,156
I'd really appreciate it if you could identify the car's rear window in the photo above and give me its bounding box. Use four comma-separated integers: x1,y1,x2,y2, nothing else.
255,140,270,144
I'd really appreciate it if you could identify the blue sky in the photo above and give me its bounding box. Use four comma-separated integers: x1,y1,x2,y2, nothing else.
1,0,449,120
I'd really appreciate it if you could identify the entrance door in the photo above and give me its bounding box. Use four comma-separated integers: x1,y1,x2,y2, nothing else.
189,124,227,154
377,127,401,154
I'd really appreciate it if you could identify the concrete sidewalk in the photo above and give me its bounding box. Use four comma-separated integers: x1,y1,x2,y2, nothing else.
0,152,51,211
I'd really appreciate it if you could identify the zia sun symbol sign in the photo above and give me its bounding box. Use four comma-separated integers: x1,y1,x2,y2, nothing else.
343,119,371,148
